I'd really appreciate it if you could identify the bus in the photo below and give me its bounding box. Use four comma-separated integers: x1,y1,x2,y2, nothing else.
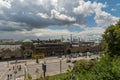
32,53,45,59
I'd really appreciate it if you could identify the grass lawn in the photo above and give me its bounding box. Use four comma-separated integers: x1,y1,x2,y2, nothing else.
35,73,68,80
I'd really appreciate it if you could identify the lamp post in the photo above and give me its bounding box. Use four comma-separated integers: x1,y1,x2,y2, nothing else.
59,54,63,74
14,60,17,80
24,64,27,80
23,51,28,80
60,59,62,74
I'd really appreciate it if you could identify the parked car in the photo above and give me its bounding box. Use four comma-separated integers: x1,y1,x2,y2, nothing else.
72,53,77,58
78,53,83,57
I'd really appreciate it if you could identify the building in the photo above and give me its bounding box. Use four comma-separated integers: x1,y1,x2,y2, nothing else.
21,39,34,58
0,39,103,60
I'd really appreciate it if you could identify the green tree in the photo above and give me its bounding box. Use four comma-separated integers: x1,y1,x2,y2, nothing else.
91,55,120,80
72,59,94,74
27,73,32,80
103,20,120,56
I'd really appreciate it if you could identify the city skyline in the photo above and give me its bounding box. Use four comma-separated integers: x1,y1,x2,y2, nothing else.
0,0,120,40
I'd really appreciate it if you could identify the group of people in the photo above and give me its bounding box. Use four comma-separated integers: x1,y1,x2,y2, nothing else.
13,65,22,71
7,65,22,80
7,74,12,80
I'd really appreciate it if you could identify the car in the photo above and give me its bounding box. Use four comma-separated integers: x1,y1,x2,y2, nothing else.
71,60,77,63
71,53,77,58
79,53,83,57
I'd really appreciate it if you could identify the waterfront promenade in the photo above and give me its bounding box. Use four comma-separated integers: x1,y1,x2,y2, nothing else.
0,54,99,80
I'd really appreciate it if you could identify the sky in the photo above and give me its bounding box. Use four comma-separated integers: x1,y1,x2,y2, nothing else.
0,0,120,40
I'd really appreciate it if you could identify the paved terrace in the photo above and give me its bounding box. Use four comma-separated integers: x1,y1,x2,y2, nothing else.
0,55,99,80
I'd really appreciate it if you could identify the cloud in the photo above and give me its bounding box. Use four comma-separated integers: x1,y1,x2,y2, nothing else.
73,0,106,17
0,27,105,41
0,0,106,32
21,29,73,38
94,10,119,28
51,9,76,22
116,3,120,6
0,0,119,40
0,20,28,31
73,0,119,28
0,29,74,40
0,0,86,31
36,13,49,19
79,27,105,41
111,8,116,11
0,0,11,9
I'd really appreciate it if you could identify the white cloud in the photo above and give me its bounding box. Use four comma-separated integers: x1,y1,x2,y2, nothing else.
73,0,106,17
51,0,58,8
28,29,74,37
111,8,116,11
73,0,94,17
0,0,118,31
77,27,104,41
80,27,104,36
0,0,119,40
116,3,120,6
36,13,49,19
73,0,119,28
0,0,11,8
94,10,119,27
51,9,76,22
20,0,24,2
0,26,105,41
35,0,44,6
18,27,104,41
0,10,3,14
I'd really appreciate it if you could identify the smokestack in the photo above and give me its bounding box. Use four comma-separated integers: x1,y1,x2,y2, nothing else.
70,34,72,43
79,37,80,42
61,35,64,41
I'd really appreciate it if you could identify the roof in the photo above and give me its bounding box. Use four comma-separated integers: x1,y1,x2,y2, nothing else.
95,40,100,44
62,39,70,43
22,39,32,43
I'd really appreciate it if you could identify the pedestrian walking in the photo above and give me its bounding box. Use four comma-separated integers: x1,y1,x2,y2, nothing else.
18,65,21,71
10,74,12,79
13,66,14,70
7,74,9,80
7,61,9,67
42,63,46,78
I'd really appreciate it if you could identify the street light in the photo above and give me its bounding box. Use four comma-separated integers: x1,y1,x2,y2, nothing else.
24,64,28,80
14,59,17,80
59,55,63,74
60,59,62,74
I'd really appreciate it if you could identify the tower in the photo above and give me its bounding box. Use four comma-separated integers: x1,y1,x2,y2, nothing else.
70,34,72,43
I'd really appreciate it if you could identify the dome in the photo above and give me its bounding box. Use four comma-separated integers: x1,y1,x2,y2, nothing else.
95,40,100,44
62,39,70,43
22,39,32,43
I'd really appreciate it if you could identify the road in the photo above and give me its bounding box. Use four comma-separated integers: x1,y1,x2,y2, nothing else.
0,62,9,80
0,54,99,80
